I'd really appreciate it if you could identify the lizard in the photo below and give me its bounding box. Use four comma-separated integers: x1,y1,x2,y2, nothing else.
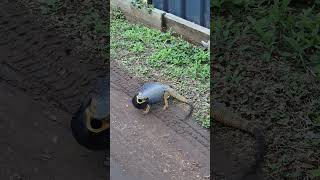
71,76,109,150
132,82,193,118
211,100,265,179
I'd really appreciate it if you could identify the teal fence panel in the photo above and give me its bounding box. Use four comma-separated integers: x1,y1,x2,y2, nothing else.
149,0,210,28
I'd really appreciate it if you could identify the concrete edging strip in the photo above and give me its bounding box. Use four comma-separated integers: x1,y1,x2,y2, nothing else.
164,13,210,45
110,0,165,31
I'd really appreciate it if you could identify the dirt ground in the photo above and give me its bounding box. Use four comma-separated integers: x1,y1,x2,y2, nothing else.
110,61,211,180
212,22,320,180
0,81,106,180
0,1,276,179
110,61,264,179
0,1,107,179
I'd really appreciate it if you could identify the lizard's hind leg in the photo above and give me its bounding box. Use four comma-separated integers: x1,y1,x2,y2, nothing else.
163,91,170,111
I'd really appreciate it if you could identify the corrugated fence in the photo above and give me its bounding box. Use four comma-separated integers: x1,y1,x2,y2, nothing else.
148,0,210,28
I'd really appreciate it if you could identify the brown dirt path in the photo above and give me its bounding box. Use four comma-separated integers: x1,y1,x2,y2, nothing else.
0,81,107,179
110,61,210,180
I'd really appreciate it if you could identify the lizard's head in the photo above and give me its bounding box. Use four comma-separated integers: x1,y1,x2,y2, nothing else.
132,93,149,109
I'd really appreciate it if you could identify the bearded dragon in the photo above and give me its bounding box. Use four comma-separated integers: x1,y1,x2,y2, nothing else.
212,101,265,179
71,76,109,150
132,82,193,118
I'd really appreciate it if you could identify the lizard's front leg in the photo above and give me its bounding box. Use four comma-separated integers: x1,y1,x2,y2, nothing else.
143,104,151,114
163,91,170,111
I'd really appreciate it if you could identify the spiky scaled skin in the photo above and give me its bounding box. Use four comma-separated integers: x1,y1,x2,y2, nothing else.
137,82,170,104
71,76,109,151
93,76,109,119
132,82,193,117
71,96,109,150
212,101,265,179
132,94,149,110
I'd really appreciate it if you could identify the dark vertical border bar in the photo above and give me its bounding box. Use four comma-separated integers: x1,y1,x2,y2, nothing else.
163,0,168,12
200,0,205,27
106,0,111,178
209,0,214,178
181,0,186,19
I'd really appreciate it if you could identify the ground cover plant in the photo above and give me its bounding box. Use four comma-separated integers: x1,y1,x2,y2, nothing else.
212,0,320,179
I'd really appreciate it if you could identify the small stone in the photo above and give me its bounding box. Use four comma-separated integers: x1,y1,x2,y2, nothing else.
33,122,39,127
34,167,39,173
52,136,58,144
49,114,57,121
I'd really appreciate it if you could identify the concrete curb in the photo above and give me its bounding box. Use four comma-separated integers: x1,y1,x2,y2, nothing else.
164,13,210,46
111,0,210,46
111,0,165,31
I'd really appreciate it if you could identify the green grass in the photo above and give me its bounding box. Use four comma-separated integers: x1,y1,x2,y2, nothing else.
80,7,108,33
212,0,320,76
131,0,155,13
311,168,320,179
111,10,210,128
111,12,210,83
38,0,64,14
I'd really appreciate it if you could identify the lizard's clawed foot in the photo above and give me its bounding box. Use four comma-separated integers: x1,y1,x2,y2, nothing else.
143,104,150,114
163,105,168,111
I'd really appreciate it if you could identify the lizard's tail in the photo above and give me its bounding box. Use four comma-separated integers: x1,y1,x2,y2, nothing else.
167,88,193,118
239,127,265,180
185,103,194,118
212,101,265,179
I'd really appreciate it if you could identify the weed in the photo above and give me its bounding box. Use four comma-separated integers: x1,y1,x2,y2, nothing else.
80,8,107,33
199,116,210,128
39,0,64,14
131,0,154,14
311,168,320,179
286,72,305,97
213,0,320,72
130,42,145,53
309,112,320,125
